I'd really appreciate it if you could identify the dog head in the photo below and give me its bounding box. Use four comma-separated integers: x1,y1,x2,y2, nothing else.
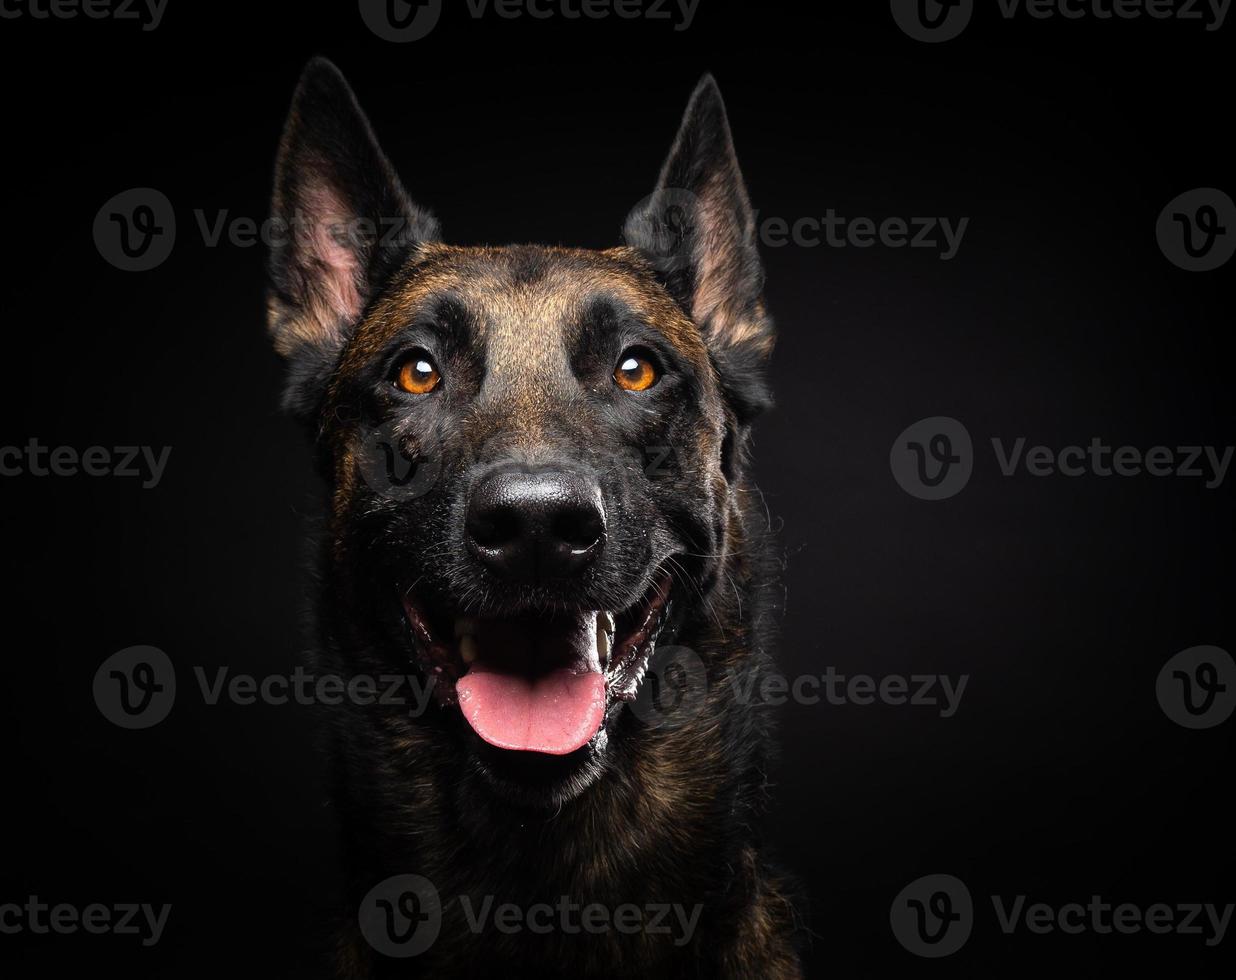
267,58,773,806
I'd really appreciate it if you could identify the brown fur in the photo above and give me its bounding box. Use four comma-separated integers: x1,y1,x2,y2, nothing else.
265,59,803,978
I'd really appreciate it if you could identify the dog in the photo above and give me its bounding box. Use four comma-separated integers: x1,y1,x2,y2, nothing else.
265,57,802,978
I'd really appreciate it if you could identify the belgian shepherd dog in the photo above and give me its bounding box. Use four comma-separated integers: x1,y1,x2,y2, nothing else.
266,57,801,978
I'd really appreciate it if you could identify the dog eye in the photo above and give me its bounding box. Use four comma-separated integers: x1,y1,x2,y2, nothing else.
395,351,441,395
614,349,659,392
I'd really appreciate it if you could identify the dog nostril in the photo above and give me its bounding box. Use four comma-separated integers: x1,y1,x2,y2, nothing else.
552,508,604,552
467,506,520,550
466,466,606,581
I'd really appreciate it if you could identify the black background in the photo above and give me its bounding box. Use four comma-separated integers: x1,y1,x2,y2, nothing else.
2,1,1233,976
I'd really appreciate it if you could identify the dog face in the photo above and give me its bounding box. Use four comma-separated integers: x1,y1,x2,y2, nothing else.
267,59,773,805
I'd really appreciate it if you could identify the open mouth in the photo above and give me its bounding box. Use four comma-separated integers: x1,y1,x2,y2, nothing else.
400,572,674,755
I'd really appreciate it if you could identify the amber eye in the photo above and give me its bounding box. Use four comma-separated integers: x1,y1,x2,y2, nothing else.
395,352,441,395
614,350,659,392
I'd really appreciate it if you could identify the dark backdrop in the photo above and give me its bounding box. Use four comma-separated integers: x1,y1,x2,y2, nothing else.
2,2,1232,976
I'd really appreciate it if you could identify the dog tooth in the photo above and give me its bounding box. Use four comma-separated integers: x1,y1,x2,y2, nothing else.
455,618,477,638
460,634,478,664
599,611,615,637
596,623,611,663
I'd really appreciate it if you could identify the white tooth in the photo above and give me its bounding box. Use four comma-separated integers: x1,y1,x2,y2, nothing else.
598,615,613,662
455,618,477,638
460,634,478,664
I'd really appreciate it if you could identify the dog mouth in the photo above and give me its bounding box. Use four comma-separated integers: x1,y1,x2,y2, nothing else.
400,572,674,756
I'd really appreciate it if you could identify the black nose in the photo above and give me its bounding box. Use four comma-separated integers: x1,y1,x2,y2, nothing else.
466,467,606,582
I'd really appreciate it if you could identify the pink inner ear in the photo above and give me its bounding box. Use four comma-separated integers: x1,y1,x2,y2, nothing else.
304,181,363,323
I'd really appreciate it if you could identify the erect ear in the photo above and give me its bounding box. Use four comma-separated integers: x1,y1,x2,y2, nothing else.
624,75,773,375
266,58,438,387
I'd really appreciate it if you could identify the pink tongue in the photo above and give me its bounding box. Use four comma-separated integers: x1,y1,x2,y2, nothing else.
455,612,606,755
457,668,606,755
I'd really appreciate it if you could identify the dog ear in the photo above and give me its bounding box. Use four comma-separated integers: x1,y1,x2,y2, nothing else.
624,74,773,381
267,57,439,410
